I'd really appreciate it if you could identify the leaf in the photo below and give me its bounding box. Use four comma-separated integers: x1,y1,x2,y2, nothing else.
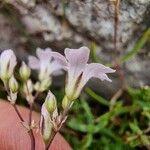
81,134,93,150
80,98,94,123
90,41,102,63
68,118,87,132
120,28,150,63
140,135,149,145
129,123,142,135
85,88,109,106
99,128,123,143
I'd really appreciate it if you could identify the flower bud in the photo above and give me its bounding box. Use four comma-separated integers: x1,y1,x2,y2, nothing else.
40,78,51,91
19,62,31,81
9,76,18,93
40,105,52,144
23,79,33,94
62,96,72,110
34,82,41,91
34,78,51,92
0,50,17,81
44,91,57,113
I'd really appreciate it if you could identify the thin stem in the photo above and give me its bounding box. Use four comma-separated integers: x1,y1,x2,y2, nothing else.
4,81,24,123
24,81,37,150
28,103,35,150
28,130,36,150
12,104,24,122
13,103,35,150
45,130,57,150
114,0,120,53
4,79,36,150
45,107,70,150
29,104,33,125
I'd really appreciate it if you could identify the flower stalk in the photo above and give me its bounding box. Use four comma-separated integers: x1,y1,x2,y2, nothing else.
0,47,115,150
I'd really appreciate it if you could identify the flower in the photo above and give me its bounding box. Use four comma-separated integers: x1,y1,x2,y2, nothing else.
0,49,17,81
28,48,63,81
51,46,115,100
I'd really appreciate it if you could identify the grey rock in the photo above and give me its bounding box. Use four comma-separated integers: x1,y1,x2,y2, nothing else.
0,0,150,95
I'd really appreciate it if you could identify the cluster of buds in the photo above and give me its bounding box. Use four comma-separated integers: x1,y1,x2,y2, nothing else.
19,62,34,105
0,46,115,149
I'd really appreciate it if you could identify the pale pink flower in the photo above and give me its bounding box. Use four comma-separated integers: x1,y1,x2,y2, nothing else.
51,46,115,100
28,48,63,80
0,49,17,80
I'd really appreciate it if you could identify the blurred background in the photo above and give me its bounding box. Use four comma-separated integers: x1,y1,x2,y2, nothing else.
0,0,150,150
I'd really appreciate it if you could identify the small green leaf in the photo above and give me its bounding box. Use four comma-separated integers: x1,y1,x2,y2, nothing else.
85,88,109,106
120,28,150,63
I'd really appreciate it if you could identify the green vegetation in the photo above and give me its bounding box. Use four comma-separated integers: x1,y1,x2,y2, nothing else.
64,86,150,150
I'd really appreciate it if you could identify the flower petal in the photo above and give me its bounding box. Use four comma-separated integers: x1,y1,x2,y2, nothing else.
51,51,68,67
49,60,64,75
0,49,17,79
36,48,52,60
28,56,39,69
0,49,17,69
64,46,90,81
81,63,115,86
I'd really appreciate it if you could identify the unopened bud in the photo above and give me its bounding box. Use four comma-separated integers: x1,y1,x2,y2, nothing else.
62,96,72,110
23,79,33,94
9,76,18,93
40,78,52,91
40,105,52,144
34,78,51,92
19,62,31,81
44,91,57,113
34,82,41,91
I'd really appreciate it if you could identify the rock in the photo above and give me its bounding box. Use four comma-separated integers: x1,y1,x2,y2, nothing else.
0,0,150,94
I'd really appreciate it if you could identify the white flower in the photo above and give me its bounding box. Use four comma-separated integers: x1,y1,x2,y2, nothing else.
51,46,115,100
0,49,17,80
28,48,63,81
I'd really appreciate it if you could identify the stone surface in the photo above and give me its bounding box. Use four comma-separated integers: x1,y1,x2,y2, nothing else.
0,0,150,93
